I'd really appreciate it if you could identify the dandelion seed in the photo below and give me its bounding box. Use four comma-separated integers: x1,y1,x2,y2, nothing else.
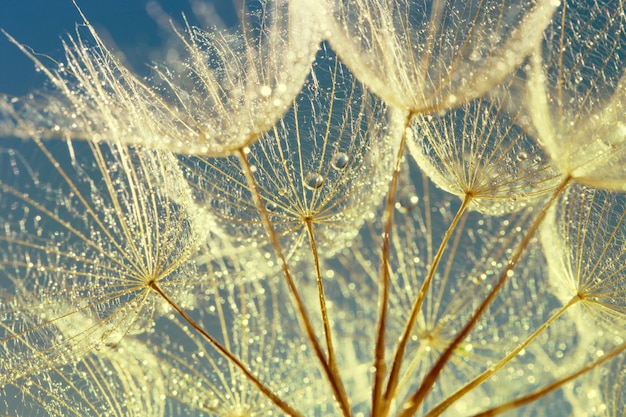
1,1,625,415
0,309,165,417
1,0,322,156
407,80,562,215
0,140,208,386
179,48,399,257
542,184,626,334
527,1,626,191
323,0,560,112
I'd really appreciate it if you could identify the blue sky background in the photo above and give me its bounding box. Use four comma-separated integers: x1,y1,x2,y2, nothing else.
0,0,238,96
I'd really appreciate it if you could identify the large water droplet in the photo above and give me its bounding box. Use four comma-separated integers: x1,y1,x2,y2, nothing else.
396,194,419,212
304,172,324,190
469,49,482,61
266,201,277,212
260,85,272,97
332,152,349,170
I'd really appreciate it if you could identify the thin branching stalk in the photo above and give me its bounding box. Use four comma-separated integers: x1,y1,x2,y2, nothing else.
371,111,412,416
381,192,472,413
305,219,343,391
398,175,573,417
236,148,352,417
470,341,626,417
425,294,581,417
3,1,625,415
148,282,303,417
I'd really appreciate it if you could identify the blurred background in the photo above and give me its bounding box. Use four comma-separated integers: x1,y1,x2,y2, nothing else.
0,0,239,96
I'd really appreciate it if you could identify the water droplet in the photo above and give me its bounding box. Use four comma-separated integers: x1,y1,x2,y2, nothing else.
304,172,324,190
260,85,272,97
332,152,349,170
266,201,277,212
469,49,482,61
516,152,528,162
396,194,419,212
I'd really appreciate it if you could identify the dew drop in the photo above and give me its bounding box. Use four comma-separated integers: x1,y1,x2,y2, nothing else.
516,152,528,162
469,49,482,61
260,85,272,97
396,194,419,212
332,152,349,170
304,172,324,190
266,201,277,212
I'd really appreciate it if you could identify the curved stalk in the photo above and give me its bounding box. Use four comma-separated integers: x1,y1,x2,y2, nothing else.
305,219,344,393
398,176,572,417
149,281,303,417
371,111,412,416
470,340,626,417
380,193,472,414
237,148,352,417
425,295,580,417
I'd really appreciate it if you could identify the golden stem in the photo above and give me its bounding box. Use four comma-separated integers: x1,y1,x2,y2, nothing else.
470,340,626,417
381,193,471,413
305,218,346,398
149,281,303,417
371,111,411,417
236,148,352,417
397,176,572,417
425,295,580,417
